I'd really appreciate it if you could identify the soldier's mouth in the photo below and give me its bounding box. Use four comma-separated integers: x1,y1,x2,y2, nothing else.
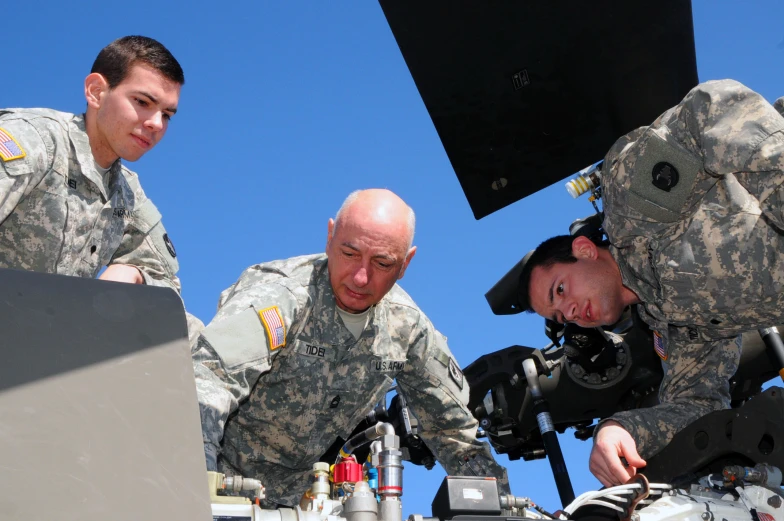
131,134,152,149
345,287,369,300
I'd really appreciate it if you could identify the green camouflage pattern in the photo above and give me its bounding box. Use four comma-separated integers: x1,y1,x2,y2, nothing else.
598,80,784,458
193,254,508,506
0,108,180,291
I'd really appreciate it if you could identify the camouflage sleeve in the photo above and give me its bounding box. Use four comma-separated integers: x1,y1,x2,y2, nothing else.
397,325,510,494
0,117,52,223
601,334,741,459
192,281,300,470
671,80,784,230
736,130,784,231
774,97,784,117
109,195,181,293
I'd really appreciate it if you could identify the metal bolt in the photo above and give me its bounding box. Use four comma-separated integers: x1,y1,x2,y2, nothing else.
701,512,712,521
631,514,640,521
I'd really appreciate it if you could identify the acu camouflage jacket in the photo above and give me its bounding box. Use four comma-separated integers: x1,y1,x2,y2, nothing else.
0,108,179,291
599,80,784,458
193,254,507,505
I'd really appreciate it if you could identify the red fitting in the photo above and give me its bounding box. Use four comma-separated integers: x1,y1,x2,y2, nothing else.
333,457,363,484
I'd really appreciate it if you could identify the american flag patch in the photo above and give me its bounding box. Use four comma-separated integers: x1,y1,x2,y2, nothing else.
757,513,775,521
258,306,286,350
653,331,667,361
0,128,25,161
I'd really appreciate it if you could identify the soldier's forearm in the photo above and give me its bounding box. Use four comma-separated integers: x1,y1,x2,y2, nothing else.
607,400,721,459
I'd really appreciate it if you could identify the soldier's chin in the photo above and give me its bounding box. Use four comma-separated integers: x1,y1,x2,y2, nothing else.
121,151,145,162
604,308,625,326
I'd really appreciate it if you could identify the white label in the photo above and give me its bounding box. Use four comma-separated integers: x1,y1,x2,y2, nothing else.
463,488,483,500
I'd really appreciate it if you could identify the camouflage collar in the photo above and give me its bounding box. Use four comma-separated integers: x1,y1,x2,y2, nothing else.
68,114,121,200
315,259,379,348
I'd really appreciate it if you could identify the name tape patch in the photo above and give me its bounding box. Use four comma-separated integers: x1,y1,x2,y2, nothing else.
300,343,333,360
258,306,286,350
369,359,407,372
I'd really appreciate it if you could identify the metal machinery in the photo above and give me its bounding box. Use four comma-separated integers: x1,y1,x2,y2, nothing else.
210,419,784,521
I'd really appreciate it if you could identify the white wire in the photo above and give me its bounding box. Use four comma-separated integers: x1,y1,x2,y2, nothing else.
601,491,636,502
565,484,641,513
582,500,626,512
564,482,674,515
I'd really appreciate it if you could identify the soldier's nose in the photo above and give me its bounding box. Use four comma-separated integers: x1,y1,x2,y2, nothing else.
353,268,368,287
565,303,579,322
146,112,164,132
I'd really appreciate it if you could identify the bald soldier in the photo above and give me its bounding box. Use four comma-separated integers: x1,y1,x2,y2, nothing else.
193,189,508,506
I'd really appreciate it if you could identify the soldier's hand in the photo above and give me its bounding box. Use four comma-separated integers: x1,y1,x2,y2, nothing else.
589,421,646,487
99,264,144,284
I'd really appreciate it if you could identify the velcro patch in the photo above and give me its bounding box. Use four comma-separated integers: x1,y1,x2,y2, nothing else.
369,359,407,372
627,131,701,223
448,357,464,390
653,330,668,361
298,342,334,360
258,306,286,350
0,128,26,161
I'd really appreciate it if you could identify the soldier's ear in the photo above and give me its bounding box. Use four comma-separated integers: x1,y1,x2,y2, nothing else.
85,73,109,109
571,235,598,260
326,218,335,251
397,246,417,280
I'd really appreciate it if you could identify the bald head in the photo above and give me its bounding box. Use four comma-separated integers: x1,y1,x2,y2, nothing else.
334,189,416,250
326,189,418,313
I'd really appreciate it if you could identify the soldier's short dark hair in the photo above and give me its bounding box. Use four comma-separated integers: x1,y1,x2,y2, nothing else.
518,235,580,313
91,36,184,88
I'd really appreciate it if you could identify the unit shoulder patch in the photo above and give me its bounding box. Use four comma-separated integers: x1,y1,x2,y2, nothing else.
258,306,286,350
448,357,464,390
163,233,176,258
0,128,26,161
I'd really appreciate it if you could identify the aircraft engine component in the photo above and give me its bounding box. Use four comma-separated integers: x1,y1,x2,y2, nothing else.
565,162,603,199
565,477,784,521
212,428,409,521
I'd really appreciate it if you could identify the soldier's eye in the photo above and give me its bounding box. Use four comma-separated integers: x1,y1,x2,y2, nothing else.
557,283,564,295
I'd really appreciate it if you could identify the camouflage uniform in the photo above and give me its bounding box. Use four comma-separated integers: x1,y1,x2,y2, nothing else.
193,254,509,506
0,108,179,291
598,80,784,458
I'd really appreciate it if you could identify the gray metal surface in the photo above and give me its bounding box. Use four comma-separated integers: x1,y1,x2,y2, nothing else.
0,268,212,520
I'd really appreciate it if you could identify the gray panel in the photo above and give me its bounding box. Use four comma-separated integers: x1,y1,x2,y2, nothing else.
0,268,212,521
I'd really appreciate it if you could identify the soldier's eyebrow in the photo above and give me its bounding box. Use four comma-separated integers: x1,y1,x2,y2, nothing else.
341,242,360,251
372,253,396,262
135,90,178,114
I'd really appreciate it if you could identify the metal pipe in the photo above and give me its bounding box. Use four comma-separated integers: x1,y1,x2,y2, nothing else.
522,358,575,507
337,422,395,464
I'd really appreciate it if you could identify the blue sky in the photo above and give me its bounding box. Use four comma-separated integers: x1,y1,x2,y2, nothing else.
6,1,783,516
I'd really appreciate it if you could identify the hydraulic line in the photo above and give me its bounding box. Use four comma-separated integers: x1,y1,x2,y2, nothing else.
522,358,575,507
337,422,395,464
